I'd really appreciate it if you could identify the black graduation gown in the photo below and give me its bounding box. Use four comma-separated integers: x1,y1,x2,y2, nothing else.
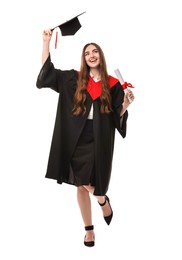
36,55,128,195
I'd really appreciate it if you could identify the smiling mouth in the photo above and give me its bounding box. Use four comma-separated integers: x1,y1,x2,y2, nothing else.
89,59,97,63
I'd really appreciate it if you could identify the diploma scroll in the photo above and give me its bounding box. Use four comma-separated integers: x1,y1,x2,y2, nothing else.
114,68,133,103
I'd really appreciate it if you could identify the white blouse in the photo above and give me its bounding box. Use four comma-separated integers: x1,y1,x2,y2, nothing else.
87,104,94,119
87,73,100,120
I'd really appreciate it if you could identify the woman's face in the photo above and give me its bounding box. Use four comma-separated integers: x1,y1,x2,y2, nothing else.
84,44,100,69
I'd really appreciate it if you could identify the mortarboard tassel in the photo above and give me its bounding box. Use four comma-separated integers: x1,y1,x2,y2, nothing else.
55,31,58,49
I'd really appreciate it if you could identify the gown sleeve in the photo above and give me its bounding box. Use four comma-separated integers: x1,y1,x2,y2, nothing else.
111,82,128,138
36,54,76,93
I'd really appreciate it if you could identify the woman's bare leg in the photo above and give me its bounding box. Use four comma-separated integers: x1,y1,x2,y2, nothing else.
77,186,94,242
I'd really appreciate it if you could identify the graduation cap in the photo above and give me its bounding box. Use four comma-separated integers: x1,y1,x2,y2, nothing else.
51,11,86,36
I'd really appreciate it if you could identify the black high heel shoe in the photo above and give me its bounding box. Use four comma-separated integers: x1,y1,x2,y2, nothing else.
84,225,95,247
98,195,113,225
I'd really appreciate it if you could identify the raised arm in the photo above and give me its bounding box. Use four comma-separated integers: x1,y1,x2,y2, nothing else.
42,29,52,65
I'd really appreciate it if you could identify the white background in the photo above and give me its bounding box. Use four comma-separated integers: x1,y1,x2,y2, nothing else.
0,0,182,259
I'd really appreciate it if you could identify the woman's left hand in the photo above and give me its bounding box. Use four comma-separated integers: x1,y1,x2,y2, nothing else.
120,90,135,116
124,89,135,105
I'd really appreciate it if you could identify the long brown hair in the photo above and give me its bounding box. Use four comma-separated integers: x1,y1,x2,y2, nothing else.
72,43,112,115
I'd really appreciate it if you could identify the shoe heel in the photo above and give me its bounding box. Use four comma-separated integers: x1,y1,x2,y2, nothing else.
84,225,95,247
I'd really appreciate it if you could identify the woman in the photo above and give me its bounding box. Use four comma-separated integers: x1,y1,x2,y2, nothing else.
36,29,135,247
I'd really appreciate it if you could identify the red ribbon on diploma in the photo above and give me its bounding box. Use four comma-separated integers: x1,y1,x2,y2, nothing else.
122,82,134,90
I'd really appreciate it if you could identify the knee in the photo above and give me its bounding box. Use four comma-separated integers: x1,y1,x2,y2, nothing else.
84,185,95,194
77,185,89,194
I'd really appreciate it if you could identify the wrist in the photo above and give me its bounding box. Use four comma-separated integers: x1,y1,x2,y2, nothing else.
122,101,130,109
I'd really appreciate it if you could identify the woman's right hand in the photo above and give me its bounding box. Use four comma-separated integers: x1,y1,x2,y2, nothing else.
42,29,52,65
42,29,52,43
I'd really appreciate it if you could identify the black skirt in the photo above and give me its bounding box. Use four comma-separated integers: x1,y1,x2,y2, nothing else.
71,119,95,186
